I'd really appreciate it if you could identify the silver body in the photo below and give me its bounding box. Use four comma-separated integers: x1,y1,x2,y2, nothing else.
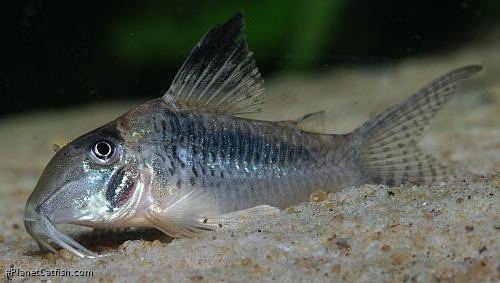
124,99,356,213
24,13,481,258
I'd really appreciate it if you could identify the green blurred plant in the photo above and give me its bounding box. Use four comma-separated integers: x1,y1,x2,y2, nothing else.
108,0,346,71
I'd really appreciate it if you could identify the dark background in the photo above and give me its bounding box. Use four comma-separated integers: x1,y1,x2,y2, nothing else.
2,0,499,117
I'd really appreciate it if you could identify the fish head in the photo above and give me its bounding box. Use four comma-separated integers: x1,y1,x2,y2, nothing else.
24,122,146,257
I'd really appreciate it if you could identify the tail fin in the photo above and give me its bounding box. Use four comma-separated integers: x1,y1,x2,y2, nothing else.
354,65,482,185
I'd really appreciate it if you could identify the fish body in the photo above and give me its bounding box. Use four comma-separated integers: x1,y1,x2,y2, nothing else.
121,98,356,211
24,12,481,258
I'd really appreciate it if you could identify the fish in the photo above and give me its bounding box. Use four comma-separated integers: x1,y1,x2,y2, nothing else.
24,12,481,258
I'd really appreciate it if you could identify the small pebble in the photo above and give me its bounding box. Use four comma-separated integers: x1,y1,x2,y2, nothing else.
190,275,204,282
58,249,74,261
478,246,487,254
240,257,252,266
381,244,392,252
331,264,341,273
336,238,351,251
309,190,328,202
151,239,163,248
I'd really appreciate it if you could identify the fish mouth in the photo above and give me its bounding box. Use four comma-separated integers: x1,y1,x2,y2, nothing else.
24,210,101,259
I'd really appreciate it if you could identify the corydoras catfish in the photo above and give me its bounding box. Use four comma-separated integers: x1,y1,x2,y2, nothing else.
24,12,481,258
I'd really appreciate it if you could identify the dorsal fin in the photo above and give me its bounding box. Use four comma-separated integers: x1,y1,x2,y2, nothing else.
163,12,266,115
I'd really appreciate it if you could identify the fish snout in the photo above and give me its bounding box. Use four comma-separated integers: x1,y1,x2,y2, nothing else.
23,204,101,258
24,181,101,258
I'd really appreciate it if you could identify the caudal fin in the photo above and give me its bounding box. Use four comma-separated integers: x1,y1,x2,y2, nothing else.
354,65,482,185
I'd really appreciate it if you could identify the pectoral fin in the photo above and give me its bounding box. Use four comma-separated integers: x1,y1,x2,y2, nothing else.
145,189,279,237
146,190,219,237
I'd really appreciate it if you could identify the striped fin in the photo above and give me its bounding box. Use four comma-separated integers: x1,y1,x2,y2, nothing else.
163,12,265,115
355,65,482,185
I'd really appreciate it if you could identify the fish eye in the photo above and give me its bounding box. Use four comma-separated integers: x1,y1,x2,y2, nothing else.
90,140,117,164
